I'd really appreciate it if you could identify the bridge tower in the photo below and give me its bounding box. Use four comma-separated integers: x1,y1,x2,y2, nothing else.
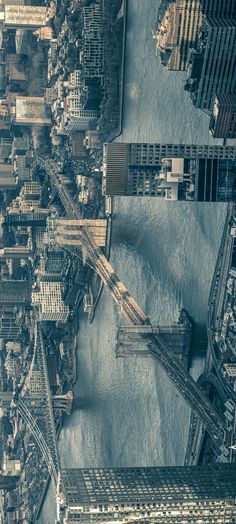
116,310,192,368
52,391,73,415
54,218,107,248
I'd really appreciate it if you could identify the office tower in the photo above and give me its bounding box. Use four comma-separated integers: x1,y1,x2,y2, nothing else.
103,143,236,201
0,474,17,491
0,163,17,190
185,17,236,111
0,138,13,162
201,0,236,17
0,246,33,259
155,1,236,71
14,96,51,126
156,0,202,70
82,2,104,80
0,280,31,306
60,464,236,523
14,155,32,182
0,310,22,340
209,94,236,139
0,390,13,409
62,110,98,133
31,281,70,322
6,209,49,226
1,5,48,29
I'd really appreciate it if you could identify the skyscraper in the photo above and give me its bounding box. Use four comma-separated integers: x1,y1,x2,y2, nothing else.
1,5,48,29
155,0,202,70
14,96,51,126
0,474,17,491
185,17,236,111
201,0,236,17
0,163,17,190
31,281,69,322
60,464,236,523
155,0,236,71
103,143,236,201
209,94,236,139
0,280,31,306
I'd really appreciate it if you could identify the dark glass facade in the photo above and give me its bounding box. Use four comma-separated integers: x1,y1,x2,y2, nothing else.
103,143,236,201
61,465,236,523
62,465,236,505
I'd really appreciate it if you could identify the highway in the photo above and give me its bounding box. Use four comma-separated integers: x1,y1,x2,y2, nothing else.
37,155,230,453
207,203,235,395
185,203,236,464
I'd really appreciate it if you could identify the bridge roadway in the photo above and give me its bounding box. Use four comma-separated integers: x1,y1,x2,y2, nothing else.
185,372,229,465
37,156,231,452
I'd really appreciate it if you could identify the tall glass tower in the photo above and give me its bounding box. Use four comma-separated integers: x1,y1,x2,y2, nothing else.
0,280,31,306
60,464,236,523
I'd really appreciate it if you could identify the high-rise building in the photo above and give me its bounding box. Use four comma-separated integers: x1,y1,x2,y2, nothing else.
209,94,236,139
201,0,236,17
14,155,32,182
103,143,236,201
32,281,70,322
0,163,17,190
62,110,98,133
185,17,236,111
14,96,51,126
6,54,27,90
1,5,48,29
6,209,49,227
155,0,202,70
0,474,17,491
60,464,236,523
82,3,104,80
0,246,33,259
155,1,236,71
0,390,13,409
0,315,22,340
0,280,31,306
0,138,13,162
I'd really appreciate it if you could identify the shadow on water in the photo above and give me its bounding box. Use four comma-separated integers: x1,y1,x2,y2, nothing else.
72,396,99,412
190,322,208,357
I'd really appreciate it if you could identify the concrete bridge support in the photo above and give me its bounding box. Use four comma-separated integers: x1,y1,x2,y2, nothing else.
116,310,192,369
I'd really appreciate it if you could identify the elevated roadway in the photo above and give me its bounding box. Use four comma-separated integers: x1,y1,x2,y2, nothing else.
185,204,236,464
207,203,235,396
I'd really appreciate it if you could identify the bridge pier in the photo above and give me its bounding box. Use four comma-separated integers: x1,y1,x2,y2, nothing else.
52,391,73,415
116,310,192,369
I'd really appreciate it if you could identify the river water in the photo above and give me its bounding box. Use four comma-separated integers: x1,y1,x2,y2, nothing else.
39,1,227,521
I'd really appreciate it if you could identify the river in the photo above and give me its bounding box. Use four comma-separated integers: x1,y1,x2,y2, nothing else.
38,1,226,521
